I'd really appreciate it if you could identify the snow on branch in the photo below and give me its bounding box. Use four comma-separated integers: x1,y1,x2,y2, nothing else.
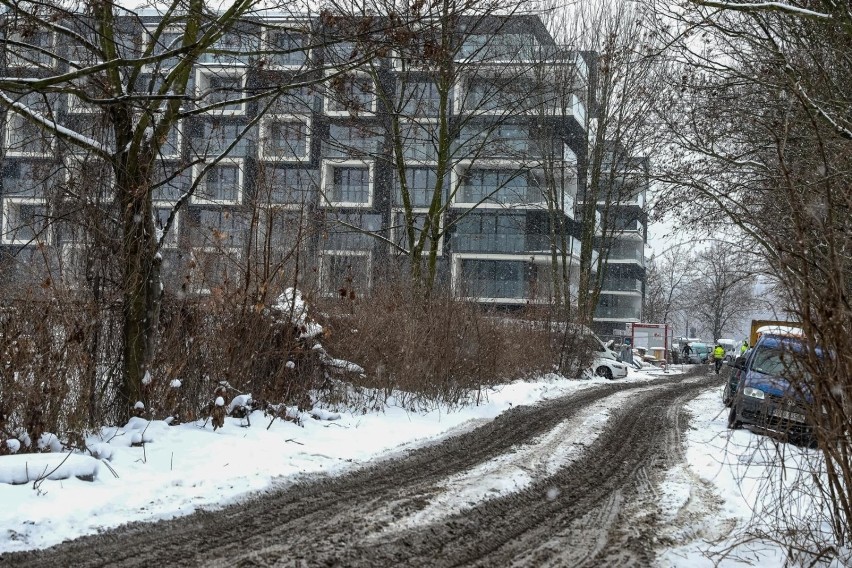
0,91,112,158
693,0,833,20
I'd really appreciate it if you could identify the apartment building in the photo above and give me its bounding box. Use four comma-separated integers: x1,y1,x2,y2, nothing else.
0,11,589,306
592,152,649,338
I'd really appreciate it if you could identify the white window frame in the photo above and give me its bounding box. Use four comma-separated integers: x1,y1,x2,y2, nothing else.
195,68,248,116
319,249,372,297
3,113,55,158
192,158,244,205
323,71,377,117
320,160,374,208
258,115,311,162
2,198,51,245
261,27,310,69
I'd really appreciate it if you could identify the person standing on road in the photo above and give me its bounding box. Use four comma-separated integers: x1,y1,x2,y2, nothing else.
682,343,692,362
740,340,748,355
713,344,725,374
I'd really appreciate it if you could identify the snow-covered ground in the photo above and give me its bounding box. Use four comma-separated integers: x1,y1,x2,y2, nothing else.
0,365,831,566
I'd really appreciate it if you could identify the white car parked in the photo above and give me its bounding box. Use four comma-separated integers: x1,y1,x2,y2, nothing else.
593,351,629,380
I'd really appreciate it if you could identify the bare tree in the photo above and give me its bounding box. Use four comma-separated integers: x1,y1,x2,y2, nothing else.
542,0,665,326
643,245,693,325
686,242,757,341
0,1,381,417
316,1,567,297
650,0,852,558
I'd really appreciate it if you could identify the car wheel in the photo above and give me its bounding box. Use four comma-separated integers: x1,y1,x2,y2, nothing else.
596,366,614,380
722,384,732,407
727,404,742,429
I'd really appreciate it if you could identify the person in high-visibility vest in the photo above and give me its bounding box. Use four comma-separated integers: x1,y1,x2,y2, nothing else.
740,340,748,355
713,344,726,374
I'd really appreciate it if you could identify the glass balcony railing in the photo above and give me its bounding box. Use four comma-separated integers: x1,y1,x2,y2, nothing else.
600,278,642,293
594,305,642,320
454,233,552,254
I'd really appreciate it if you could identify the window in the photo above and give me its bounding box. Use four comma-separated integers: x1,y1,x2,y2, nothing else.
325,41,358,65
67,93,98,114
395,167,438,208
4,114,54,156
458,34,539,62
60,243,90,289
606,241,645,265
324,212,381,250
5,29,55,67
64,157,114,202
325,124,381,159
62,23,102,65
152,163,191,203
260,118,310,160
454,213,527,253
264,84,314,114
63,156,113,198
200,31,255,66
325,74,375,115
186,249,242,295
158,124,182,159
326,165,371,205
257,209,306,252
399,121,438,162
196,70,247,115
461,77,526,112
391,211,441,254
321,251,371,297
2,161,61,198
2,199,50,244
256,166,318,206
187,208,247,250
154,207,179,248
460,169,541,205
460,259,526,299
265,31,308,67
191,120,250,158
594,294,641,320
459,124,530,159
147,29,183,69
399,81,441,116
193,161,243,204
63,115,116,154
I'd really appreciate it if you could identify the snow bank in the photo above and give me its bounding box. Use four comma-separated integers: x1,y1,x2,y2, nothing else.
0,454,100,485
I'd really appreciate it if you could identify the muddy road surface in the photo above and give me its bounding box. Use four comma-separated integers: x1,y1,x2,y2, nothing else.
3,369,718,567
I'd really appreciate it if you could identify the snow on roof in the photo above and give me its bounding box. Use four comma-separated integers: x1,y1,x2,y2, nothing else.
756,325,804,338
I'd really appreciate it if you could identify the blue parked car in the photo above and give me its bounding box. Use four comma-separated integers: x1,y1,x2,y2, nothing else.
727,332,823,443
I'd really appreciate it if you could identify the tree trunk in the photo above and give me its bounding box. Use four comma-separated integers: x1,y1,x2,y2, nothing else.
119,178,159,416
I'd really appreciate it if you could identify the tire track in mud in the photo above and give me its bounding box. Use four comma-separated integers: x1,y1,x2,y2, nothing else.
1,369,716,568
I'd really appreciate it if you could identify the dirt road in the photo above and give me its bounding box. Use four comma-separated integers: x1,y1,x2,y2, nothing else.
2,369,718,567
